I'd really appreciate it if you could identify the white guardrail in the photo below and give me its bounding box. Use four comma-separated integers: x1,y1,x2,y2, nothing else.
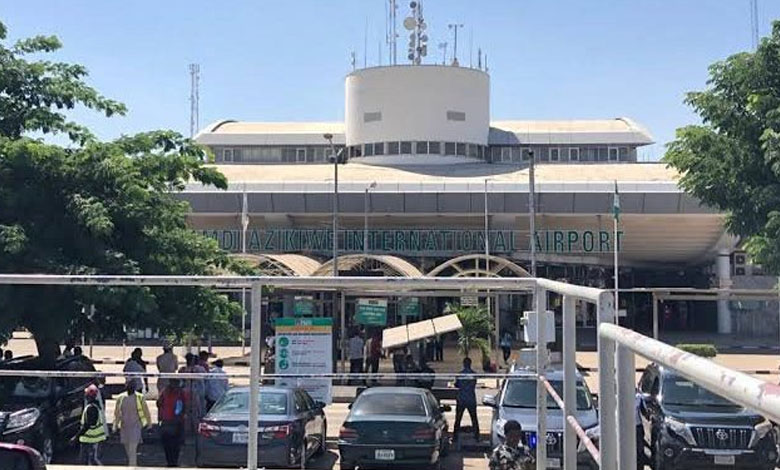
0,274,609,470
598,324,780,470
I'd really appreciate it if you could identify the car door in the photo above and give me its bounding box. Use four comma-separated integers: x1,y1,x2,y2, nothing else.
300,390,324,449
425,391,446,444
293,390,315,455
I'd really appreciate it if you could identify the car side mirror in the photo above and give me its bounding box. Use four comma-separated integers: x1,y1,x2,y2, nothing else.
439,404,452,413
591,393,599,408
347,403,353,410
482,394,497,408
0,444,45,470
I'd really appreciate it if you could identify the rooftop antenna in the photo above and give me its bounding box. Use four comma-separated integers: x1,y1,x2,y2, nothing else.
478,47,482,70
438,42,448,65
448,23,463,66
388,0,398,65
364,17,368,68
350,51,356,71
485,53,488,73
405,1,427,65
750,0,759,50
188,63,200,138
469,27,473,68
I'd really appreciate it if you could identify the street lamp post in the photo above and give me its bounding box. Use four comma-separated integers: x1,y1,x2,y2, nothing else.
528,150,537,277
364,182,376,254
324,134,340,276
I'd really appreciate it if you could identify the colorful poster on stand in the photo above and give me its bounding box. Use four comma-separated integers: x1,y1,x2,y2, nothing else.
274,318,333,404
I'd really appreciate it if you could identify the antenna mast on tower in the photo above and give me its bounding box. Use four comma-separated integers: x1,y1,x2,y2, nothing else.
750,0,759,50
405,1,428,65
448,23,463,66
188,63,200,138
387,0,398,65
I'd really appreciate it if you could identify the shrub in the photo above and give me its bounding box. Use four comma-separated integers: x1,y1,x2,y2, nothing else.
675,344,717,358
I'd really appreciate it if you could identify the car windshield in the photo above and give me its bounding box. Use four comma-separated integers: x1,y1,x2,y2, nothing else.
662,375,736,407
502,379,592,410
352,393,427,417
209,390,288,415
0,376,51,402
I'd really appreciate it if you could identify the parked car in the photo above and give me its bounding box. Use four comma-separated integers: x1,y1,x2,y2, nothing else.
338,386,450,470
483,366,598,470
196,386,326,468
0,355,99,464
638,363,777,470
0,442,47,470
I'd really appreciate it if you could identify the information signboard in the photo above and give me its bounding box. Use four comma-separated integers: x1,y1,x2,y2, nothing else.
293,296,315,317
356,298,388,326
398,297,421,319
275,318,333,403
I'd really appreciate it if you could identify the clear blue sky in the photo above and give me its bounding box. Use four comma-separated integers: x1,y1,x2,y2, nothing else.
4,0,780,159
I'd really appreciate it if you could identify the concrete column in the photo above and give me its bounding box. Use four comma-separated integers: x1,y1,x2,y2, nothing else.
248,283,264,470
716,250,732,334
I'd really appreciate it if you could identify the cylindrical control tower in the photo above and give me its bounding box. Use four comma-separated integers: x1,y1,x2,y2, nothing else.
345,65,490,164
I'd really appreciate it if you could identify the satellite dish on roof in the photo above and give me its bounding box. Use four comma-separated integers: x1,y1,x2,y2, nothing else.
420,34,428,42
403,17,416,30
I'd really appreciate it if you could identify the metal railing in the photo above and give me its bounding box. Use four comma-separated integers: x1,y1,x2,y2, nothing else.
597,324,780,470
0,273,614,470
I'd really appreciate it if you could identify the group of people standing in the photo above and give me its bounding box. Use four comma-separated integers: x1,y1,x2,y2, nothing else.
75,343,229,467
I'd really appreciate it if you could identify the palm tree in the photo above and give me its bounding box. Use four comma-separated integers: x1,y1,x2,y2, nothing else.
447,302,492,359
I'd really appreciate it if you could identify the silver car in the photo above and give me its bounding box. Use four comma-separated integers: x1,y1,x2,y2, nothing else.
483,367,598,470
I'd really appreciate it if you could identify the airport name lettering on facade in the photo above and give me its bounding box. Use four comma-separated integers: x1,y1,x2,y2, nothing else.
202,228,623,254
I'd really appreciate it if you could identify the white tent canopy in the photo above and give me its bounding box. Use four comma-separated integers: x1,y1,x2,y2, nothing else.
381,313,463,349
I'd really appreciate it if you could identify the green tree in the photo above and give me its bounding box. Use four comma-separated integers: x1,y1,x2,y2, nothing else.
666,22,780,274
0,21,246,361
447,303,492,359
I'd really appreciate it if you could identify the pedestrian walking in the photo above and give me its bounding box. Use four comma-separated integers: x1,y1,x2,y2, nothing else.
454,357,480,442
198,350,211,371
366,332,382,384
83,379,109,437
347,329,365,385
417,357,435,390
500,331,513,364
392,347,407,386
434,335,444,362
156,342,179,395
206,359,229,410
158,379,188,467
404,354,419,386
60,339,75,359
488,420,534,470
123,347,149,394
113,382,152,467
72,385,106,466
179,353,206,434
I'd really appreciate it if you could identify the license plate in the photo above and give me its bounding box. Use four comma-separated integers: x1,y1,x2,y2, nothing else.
548,457,561,468
714,455,735,466
232,432,249,444
375,449,395,460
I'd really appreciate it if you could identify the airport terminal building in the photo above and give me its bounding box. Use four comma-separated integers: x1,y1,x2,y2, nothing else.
181,64,770,339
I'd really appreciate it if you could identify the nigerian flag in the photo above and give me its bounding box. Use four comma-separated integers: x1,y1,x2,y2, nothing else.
613,181,620,222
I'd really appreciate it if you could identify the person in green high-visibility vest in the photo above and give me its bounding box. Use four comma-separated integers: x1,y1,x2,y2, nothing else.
72,384,106,465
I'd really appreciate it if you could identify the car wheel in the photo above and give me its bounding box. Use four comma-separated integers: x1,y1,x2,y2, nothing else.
653,440,668,470
39,427,54,464
314,420,327,456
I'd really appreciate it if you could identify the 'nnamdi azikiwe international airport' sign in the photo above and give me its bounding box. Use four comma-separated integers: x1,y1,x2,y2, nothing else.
201,228,624,255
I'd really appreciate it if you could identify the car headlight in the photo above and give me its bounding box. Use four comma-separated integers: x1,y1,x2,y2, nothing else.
664,416,696,446
578,425,600,453
3,408,41,435
749,419,774,448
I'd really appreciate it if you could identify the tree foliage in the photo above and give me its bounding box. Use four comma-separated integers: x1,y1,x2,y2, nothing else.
0,21,247,359
666,22,780,273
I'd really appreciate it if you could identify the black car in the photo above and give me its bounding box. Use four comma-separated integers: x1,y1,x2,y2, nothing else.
196,386,326,468
338,387,450,470
0,355,100,464
638,363,778,470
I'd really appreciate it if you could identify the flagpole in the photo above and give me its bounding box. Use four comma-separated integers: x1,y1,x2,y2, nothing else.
613,180,619,324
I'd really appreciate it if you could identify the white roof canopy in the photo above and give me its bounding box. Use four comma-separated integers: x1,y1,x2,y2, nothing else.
381,314,463,349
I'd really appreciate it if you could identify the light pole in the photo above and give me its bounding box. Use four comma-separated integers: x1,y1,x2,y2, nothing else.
364,182,376,254
324,134,340,277
528,150,537,277
241,184,249,356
